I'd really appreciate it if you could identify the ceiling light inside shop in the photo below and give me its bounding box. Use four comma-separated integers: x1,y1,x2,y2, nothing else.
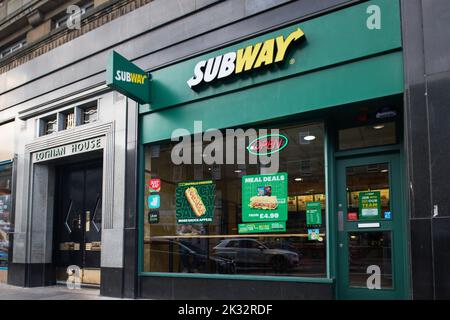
294,178,303,182
373,124,385,130
303,135,316,141
381,169,388,173
234,170,242,173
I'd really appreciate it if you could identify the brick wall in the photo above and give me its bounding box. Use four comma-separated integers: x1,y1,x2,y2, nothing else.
0,0,153,74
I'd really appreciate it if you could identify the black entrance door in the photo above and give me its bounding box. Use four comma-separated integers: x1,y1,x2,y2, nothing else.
55,160,102,285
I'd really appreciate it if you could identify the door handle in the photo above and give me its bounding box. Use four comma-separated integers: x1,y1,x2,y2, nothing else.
338,210,344,231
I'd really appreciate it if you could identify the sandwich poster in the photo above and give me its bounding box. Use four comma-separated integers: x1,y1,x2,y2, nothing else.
242,173,288,222
175,180,215,224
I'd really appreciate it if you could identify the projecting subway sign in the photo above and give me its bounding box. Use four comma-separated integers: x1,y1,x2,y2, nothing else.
33,137,104,163
106,50,151,104
187,27,305,89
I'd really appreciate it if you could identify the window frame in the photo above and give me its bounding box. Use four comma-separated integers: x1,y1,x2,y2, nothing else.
337,121,398,152
0,38,26,59
138,118,332,283
36,99,99,137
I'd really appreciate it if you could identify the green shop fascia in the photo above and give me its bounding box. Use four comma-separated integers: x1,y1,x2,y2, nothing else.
110,0,409,299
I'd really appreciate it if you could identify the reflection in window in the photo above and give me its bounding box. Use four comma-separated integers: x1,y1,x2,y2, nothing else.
346,163,390,221
348,231,393,289
82,106,98,124
143,123,327,278
0,38,26,59
43,115,58,136
63,111,76,130
339,122,396,151
0,163,12,279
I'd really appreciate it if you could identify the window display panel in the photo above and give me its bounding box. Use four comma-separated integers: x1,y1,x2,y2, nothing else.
142,123,327,277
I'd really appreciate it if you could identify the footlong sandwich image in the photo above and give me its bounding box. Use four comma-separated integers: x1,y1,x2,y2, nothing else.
249,196,278,210
185,187,207,217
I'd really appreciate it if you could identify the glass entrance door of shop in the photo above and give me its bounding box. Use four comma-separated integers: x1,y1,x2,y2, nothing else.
336,154,408,299
55,160,103,286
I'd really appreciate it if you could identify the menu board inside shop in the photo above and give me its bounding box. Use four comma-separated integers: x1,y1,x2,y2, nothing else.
297,195,314,211
288,196,297,211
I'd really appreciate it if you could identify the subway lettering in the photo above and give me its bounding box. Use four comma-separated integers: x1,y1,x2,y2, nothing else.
187,27,305,89
115,70,147,84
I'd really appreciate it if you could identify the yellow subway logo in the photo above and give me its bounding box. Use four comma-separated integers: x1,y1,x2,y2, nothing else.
115,70,147,84
187,27,305,89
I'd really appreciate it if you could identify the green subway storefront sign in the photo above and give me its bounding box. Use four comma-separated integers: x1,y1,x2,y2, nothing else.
140,0,402,143
106,50,151,104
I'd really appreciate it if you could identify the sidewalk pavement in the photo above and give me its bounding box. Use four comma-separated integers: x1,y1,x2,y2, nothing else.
0,283,122,300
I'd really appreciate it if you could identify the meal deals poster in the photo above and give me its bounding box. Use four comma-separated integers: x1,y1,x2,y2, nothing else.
241,172,288,223
175,180,215,224
359,191,381,220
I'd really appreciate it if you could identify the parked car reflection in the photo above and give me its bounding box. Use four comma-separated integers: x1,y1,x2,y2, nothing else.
213,238,301,273
149,238,236,274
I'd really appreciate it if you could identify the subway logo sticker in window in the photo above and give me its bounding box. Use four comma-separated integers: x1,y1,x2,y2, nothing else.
187,27,305,89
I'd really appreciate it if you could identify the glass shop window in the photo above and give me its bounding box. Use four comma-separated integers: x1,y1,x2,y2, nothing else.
42,115,58,136
81,105,98,124
0,38,26,59
142,123,327,278
338,122,396,151
62,109,76,130
0,163,12,278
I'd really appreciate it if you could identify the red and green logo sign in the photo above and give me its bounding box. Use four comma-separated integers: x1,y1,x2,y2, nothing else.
247,134,288,155
147,178,161,193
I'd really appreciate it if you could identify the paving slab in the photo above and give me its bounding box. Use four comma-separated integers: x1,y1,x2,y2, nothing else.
0,283,122,300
